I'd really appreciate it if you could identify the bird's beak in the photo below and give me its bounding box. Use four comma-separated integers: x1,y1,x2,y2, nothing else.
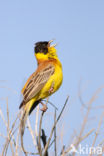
49,39,57,47
49,40,54,44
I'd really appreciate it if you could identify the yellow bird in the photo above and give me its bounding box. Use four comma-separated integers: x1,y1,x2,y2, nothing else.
19,40,63,134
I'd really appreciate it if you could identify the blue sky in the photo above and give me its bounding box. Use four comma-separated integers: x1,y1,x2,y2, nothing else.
0,0,104,155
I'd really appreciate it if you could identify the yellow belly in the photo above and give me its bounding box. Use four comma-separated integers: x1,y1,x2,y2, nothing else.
38,63,63,99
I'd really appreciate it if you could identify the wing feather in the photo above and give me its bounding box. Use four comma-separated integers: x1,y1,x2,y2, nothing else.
22,64,54,104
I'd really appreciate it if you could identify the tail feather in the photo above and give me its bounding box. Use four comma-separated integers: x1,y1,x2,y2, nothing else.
20,98,38,135
20,99,39,152
20,103,30,136
20,106,29,153
20,109,27,136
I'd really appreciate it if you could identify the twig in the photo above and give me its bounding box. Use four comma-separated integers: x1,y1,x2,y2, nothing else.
48,138,55,149
27,118,38,150
74,87,103,155
20,124,39,156
43,96,69,156
6,97,14,156
2,112,20,156
38,111,44,156
15,126,20,156
2,126,19,156
20,123,27,156
64,128,94,154
89,111,104,156
54,109,57,156
60,145,65,156
6,97,10,128
42,99,58,110
35,105,39,143
0,106,8,128
78,83,104,110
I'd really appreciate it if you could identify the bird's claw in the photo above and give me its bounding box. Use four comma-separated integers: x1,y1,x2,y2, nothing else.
49,87,54,94
40,102,48,112
49,82,54,94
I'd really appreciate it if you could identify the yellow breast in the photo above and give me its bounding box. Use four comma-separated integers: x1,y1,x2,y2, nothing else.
39,60,63,99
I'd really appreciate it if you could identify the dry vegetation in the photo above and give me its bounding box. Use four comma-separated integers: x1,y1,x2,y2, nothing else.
0,84,104,156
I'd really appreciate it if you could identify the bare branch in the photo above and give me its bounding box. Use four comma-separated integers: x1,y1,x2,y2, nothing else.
43,96,69,156
38,111,44,156
6,97,14,156
42,99,58,110
15,127,20,156
2,112,20,156
74,86,103,154
54,109,57,156
35,105,39,143
27,118,38,150
64,128,95,154
89,111,104,156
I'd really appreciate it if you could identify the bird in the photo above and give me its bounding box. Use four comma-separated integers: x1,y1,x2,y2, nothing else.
19,40,63,135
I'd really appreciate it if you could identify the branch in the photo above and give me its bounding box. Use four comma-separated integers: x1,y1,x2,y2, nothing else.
43,96,69,156
42,99,58,110
64,128,94,155
2,110,20,156
74,86,103,154
27,118,38,151
89,111,104,156
54,109,57,156
35,105,39,143
38,111,44,156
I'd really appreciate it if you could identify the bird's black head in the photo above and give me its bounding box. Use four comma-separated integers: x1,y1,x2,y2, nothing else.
34,41,49,54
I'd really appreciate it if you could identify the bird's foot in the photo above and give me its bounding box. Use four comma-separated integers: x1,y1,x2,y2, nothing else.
40,102,48,112
49,82,54,94
49,87,54,94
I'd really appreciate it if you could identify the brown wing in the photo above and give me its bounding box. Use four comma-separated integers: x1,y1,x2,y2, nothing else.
20,64,54,107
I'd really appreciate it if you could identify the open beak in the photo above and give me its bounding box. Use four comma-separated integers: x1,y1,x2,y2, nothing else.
49,39,57,47
49,40,54,44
